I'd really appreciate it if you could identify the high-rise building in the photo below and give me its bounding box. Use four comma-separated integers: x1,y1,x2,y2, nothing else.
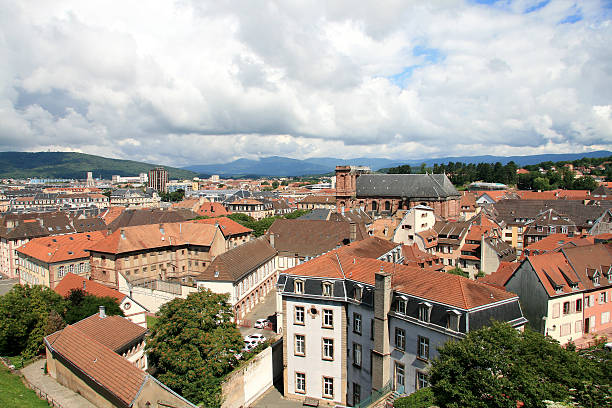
86,172,94,187
148,167,168,192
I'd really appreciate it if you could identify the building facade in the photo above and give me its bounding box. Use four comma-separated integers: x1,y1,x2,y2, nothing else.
148,167,169,193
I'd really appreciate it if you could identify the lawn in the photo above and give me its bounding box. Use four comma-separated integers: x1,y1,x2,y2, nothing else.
146,315,159,330
0,364,49,407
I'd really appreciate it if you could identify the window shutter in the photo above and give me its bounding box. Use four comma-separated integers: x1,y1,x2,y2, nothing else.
552,303,560,318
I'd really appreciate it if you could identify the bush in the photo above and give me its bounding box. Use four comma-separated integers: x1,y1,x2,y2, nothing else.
394,388,435,408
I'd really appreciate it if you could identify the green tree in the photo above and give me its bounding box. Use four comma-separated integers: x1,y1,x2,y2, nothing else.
447,266,469,278
388,164,412,174
571,176,598,191
63,289,124,324
271,181,279,189
0,285,66,358
146,290,243,407
533,177,552,191
284,209,311,219
429,322,610,408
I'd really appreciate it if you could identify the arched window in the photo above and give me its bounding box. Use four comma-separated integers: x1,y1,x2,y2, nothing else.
371,201,378,211
384,201,391,211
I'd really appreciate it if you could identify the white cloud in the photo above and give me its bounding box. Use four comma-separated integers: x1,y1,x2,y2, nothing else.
0,0,610,166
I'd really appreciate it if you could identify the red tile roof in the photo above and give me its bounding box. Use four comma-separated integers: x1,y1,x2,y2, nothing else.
524,233,594,253
284,238,516,309
88,222,218,254
45,325,146,406
72,314,147,352
479,261,519,288
230,198,263,205
196,202,231,217
17,231,107,263
102,206,125,225
526,252,585,297
54,273,125,303
191,216,252,237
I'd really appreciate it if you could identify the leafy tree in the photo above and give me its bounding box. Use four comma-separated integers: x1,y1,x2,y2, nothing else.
447,266,469,278
533,177,552,191
146,289,243,407
63,289,123,324
429,321,611,408
281,180,289,186
284,209,311,219
388,164,412,174
571,176,598,191
0,285,66,358
394,388,435,408
271,181,279,189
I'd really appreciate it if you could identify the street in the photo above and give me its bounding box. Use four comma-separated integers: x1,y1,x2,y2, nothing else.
0,278,18,296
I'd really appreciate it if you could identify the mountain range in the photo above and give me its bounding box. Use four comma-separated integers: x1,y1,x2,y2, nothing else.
183,151,612,177
0,152,197,180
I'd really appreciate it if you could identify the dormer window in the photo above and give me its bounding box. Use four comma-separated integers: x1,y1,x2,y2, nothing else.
447,310,461,332
294,280,304,294
418,302,432,323
354,285,363,302
593,274,600,286
322,281,333,297
396,296,407,315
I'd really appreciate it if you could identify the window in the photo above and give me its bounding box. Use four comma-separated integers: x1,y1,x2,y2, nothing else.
354,285,363,301
552,303,560,318
353,383,361,405
563,301,570,315
416,371,429,390
323,309,333,328
576,299,582,312
295,334,305,356
600,292,608,304
447,310,461,331
396,297,407,314
594,274,600,286
294,280,304,294
323,377,334,398
395,363,405,388
395,327,406,351
353,343,362,367
560,323,571,337
585,295,592,308
602,312,610,324
322,338,334,360
58,266,66,278
322,282,333,297
295,372,306,394
370,319,375,340
353,313,362,335
295,306,305,325
418,336,430,360
418,303,432,322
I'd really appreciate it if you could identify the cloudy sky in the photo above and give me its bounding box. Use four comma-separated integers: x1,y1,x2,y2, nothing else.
1,0,611,166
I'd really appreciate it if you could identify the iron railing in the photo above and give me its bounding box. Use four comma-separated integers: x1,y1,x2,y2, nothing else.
354,380,394,408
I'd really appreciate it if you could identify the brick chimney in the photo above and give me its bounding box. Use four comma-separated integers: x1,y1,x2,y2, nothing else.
371,266,392,391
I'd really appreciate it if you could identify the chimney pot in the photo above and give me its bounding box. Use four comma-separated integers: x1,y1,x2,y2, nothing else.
99,305,106,318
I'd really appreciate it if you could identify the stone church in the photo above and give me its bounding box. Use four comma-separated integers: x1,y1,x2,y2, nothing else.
335,165,461,218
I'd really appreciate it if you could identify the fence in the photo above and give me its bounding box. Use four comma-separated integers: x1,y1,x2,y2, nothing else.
130,278,182,295
354,380,393,408
26,380,68,408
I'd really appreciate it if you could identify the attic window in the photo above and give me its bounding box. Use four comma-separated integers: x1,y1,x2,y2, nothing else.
354,285,363,302
593,274,600,286
214,270,219,278
446,310,461,332
396,296,407,315
294,279,304,294
418,302,433,323
322,281,333,297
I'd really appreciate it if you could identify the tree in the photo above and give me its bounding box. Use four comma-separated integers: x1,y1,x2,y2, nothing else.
271,181,279,189
146,290,243,407
388,164,412,174
447,266,469,278
532,177,552,191
0,285,66,358
429,321,610,408
284,209,311,219
63,289,124,324
571,176,598,191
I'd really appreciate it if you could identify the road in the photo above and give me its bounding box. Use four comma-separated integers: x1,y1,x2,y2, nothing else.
239,289,279,340
0,278,18,296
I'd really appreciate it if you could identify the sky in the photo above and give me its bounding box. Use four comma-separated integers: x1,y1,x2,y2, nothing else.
1,0,611,167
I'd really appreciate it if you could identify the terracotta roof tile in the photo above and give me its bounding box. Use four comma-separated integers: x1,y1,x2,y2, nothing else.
196,202,231,217
45,325,146,406
88,222,218,254
54,273,125,303
479,261,519,288
71,314,147,352
526,252,585,297
17,231,107,263
191,216,251,237
197,236,276,282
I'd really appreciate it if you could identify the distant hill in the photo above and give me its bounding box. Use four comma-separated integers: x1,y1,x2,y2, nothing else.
184,151,612,177
0,152,197,180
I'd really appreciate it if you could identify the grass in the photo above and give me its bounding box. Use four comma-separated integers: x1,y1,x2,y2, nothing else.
5,355,37,370
146,315,159,330
0,364,49,407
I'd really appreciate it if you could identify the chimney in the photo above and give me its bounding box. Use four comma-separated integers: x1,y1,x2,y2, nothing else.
372,266,392,391
349,222,357,243
99,306,106,319
270,233,275,248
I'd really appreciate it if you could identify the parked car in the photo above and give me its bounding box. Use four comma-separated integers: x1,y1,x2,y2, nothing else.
244,333,266,347
254,318,269,329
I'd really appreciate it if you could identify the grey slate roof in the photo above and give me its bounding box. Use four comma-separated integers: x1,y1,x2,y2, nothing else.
356,174,460,199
